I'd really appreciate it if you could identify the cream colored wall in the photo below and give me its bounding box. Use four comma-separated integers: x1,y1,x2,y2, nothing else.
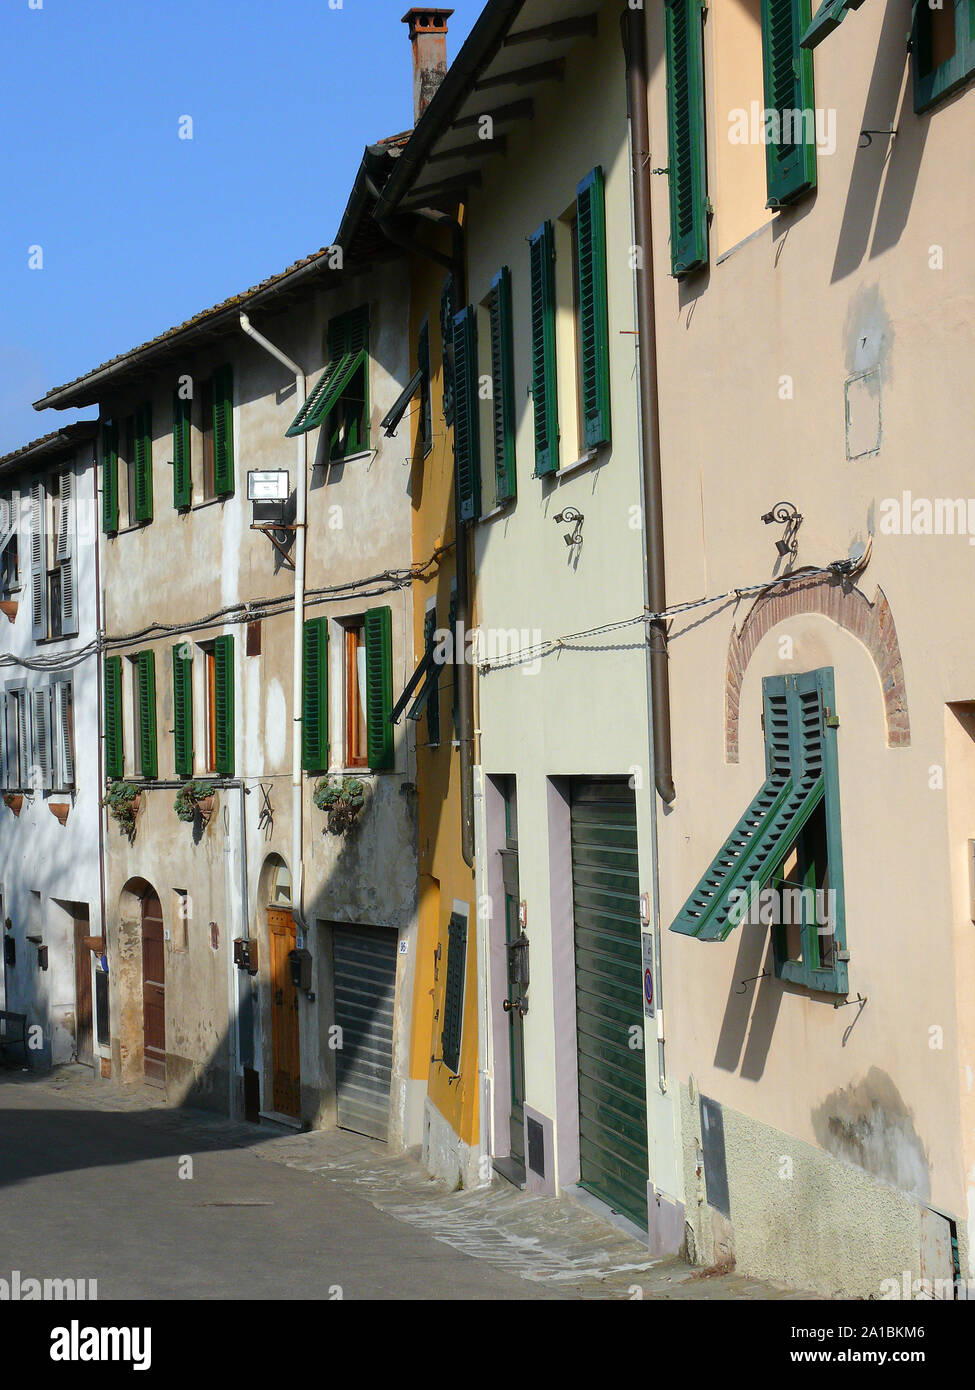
646,0,975,1274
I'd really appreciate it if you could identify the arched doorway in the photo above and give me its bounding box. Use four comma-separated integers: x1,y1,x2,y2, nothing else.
141,888,166,1087
261,855,300,1119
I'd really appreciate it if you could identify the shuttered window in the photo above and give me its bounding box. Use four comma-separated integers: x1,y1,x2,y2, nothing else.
440,275,456,427
418,317,433,453
173,391,192,509
301,617,329,772
172,643,194,778
665,0,709,277
453,304,481,522
29,479,47,641
489,266,516,504
102,420,119,534
576,167,611,447
364,605,393,771
670,668,847,994
440,910,467,1075
31,687,53,790
136,650,158,780
212,365,235,496
53,677,75,790
214,634,235,776
529,222,559,476
3,688,28,790
57,467,78,637
104,656,123,780
761,0,817,207
133,403,153,524
912,0,975,111
286,307,369,448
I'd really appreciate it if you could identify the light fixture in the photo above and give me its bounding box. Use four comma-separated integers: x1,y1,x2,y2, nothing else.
761,501,802,559
553,507,584,547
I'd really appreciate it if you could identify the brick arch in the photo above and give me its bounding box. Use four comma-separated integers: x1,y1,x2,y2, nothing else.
725,573,910,762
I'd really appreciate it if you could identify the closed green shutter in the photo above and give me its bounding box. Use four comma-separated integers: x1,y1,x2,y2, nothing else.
440,275,456,427
441,910,467,1074
104,655,123,779
489,266,516,504
576,167,612,447
364,605,393,771
302,617,329,772
665,0,709,277
214,634,235,775
212,365,235,496
529,222,558,476
133,403,153,524
424,607,440,747
137,650,158,780
172,391,191,510
172,643,193,777
418,317,433,449
762,0,817,207
449,588,459,737
102,420,119,534
453,304,481,522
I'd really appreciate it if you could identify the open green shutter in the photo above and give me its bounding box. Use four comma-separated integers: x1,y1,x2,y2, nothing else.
137,650,158,780
576,167,611,447
800,0,865,48
172,643,194,777
287,306,370,438
133,404,153,524
214,634,235,775
453,305,481,522
529,222,558,476
213,365,235,496
762,0,817,207
665,0,709,277
423,608,440,746
364,605,393,771
104,655,123,779
441,911,467,1074
102,420,119,534
172,392,191,509
490,266,516,503
302,617,329,772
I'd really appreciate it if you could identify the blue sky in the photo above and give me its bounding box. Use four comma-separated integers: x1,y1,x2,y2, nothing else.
0,0,481,454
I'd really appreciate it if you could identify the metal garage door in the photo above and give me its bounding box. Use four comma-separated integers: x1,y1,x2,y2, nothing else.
571,779,649,1228
333,925,397,1142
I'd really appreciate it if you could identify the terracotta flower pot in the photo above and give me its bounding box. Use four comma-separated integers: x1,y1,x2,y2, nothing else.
49,803,70,826
2,793,23,817
0,600,17,624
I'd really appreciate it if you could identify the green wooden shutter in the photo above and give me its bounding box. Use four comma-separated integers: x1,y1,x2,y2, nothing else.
172,643,194,778
441,911,467,1074
172,391,191,510
440,275,456,427
762,0,817,207
449,588,459,737
529,222,559,476
418,317,433,449
576,167,612,447
364,605,393,771
424,607,440,747
214,634,235,775
800,0,865,49
102,420,119,534
665,0,709,277
104,656,123,779
490,266,516,504
453,304,481,522
302,617,329,772
213,365,235,496
133,403,153,524
136,650,158,779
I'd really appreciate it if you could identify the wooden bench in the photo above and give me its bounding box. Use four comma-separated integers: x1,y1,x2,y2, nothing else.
0,1010,28,1065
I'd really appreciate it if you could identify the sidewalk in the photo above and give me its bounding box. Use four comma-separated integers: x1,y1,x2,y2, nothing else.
8,1064,814,1300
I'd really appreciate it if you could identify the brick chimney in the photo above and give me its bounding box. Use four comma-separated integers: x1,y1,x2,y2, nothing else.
402,8,453,125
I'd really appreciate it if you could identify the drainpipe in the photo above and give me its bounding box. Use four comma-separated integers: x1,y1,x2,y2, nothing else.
238,314,308,927
624,2,675,807
93,439,110,1061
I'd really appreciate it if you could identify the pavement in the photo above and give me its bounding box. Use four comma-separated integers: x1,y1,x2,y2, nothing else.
0,1064,813,1300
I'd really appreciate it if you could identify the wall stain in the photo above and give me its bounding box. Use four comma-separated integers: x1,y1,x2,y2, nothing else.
812,1068,930,1201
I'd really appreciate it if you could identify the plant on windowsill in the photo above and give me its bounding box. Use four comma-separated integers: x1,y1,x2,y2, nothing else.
102,782,141,842
174,780,216,827
313,776,365,835
2,792,23,817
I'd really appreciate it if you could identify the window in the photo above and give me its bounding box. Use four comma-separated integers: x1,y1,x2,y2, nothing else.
670,666,848,995
343,607,394,771
203,644,217,772
800,0,866,50
286,306,369,462
118,405,153,529
440,909,468,1075
0,489,20,595
344,621,368,768
197,636,233,776
475,267,516,514
1,686,28,790
913,0,975,111
29,469,78,641
200,378,216,501
171,890,189,952
101,420,119,534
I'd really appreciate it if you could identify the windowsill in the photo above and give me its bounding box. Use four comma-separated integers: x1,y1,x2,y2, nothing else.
478,499,514,524
554,447,599,481
325,448,375,467
716,219,776,265
191,497,225,512
114,520,152,536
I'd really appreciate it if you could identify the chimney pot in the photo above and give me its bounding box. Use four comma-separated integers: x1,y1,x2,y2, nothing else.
402,8,453,125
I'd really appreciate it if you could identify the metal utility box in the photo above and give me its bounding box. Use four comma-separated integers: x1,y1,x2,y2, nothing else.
288,947,312,992
233,937,258,975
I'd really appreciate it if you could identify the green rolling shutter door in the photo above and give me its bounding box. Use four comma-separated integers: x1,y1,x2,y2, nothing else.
571,778,648,1229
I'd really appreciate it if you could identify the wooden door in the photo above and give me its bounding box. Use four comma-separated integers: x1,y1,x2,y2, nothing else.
73,908,93,1066
141,890,166,1087
269,907,300,1117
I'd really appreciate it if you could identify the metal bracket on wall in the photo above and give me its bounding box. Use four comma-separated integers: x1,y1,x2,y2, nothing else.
250,522,298,571
257,783,274,839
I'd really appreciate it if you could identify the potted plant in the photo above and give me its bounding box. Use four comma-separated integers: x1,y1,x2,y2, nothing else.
102,782,141,841
313,776,365,835
174,780,217,827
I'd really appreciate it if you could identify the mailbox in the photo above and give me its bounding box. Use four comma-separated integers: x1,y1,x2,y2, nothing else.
233,937,258,975
288,947,312,992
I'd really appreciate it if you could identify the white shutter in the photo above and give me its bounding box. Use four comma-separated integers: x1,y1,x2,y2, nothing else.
30,480,47,640
58,468,78,636
0,493,14,553
14,691,27,789
0,691,7,789
55,679,74,788
31,687,52,790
